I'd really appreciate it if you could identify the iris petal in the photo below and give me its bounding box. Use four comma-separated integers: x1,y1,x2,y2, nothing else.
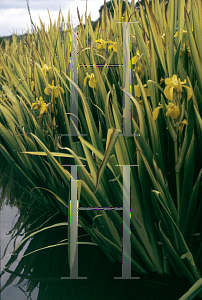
183,85,192,101
165,78,173,85
145,88,150,97
132,56,139,65
164,85,174,101
89,79,97,89
84,76,88,87
54,89,59,98
153,105,163,120
165,103,180,119
40,103,47,114
44,86,52,95
134,85,141,97
31,103,37,110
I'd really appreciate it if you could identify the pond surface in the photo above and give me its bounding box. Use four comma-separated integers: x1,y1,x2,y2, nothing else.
1,204,39,299
0,195,198,300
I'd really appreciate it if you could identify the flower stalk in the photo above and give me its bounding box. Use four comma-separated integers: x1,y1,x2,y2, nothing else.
174,139,181,213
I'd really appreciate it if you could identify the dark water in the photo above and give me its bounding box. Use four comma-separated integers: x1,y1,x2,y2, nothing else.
0,199,198,300
1,205,39,299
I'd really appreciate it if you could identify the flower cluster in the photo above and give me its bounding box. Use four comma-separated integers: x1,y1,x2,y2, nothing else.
31,97,48,115
95,39,117,52
44,80,64,99
152,74,192,124
174,29,192,56
164,75,192,102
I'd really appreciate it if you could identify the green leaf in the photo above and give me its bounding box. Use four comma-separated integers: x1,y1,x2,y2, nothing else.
11,223,69,255
179,131,195,230
185,9,202,91
144,0,167,75
183,169,202,240
136,73,165,175
61,72,104,154
158,221,196,283
94,127,121,193
176,100,195,173
181,252,197,269
30,133,71,188
0,60,33,106
178,278,202,300
120,87,148,139
194,105,202,132
166,0,175,77
177,0,186,46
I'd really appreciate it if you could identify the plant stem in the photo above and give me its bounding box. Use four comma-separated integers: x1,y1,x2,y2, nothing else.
174,139,180,213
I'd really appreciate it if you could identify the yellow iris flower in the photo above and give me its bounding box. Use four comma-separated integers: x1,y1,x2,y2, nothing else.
44,80,64,98
52,117,56,127
152,103,163,120
132,51,141,65
164,75,192,101
174,30,186,38
181,119,188,125
134,84,150,98
84,73,97,89
174,28,193,38
137,63,144,77
42,64,52,76
174,29,192,57
179,119,188,133
108,41,117,52
95,39,118,52
31,97,48,115
95,39,108,50
165,102,180,119
153,102,180,120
